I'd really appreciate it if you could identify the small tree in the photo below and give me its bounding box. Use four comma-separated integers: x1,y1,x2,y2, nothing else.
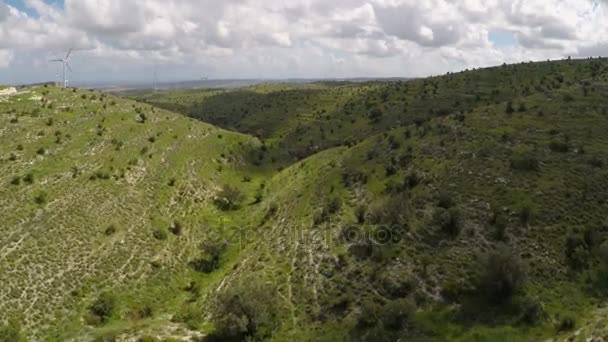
475,244,525,304
212,281,279,339
214,185,244,211
88,292,116,325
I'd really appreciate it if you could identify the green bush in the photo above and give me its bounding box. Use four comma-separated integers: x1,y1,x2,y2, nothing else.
475,243,525,304
104,225,117,236
0,320,26,342
34,191,48,205
214,185,244,211
510,151,539,171
435,207,463,237
549,140,570,153
380,298,416,331
169,220,183,235
190,239,226,273
367,195,409,228
212,281,279,340
88,292,116,325
152,229,168,240
556,315,576,332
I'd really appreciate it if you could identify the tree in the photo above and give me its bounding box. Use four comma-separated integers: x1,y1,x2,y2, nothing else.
475,244,525,304
214,185,244,211
212,281,279,340
88,292,116,325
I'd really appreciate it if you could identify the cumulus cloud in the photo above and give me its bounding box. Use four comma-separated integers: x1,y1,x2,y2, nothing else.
0,0,606,83
0,49,13,68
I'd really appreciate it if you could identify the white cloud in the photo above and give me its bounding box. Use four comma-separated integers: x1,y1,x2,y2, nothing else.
0,48,13,68
0,0,606,83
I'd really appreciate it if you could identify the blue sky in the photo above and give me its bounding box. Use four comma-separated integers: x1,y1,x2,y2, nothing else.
489,30,518,48
5,0,63,16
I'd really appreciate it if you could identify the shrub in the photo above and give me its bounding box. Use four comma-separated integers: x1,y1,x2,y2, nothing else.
510,151,539,171
313,197,342,225
379,298,416,331
356,299,381,327
475,243,525,304
556,315,576,332
211,281,279,340
23,173,34,184
367,195,409,228
190,239,226,273
435,207,463,237
214,185,244,211
519,297,544,325
518,203,534,226
342,168,368,187
437,190,454,209
88,292,116,325
10,176,21,185
104,225,117,236
152,229,168,240
34,191,48,205
549,140,570,153
0,320,26,342
404,172,420,189
505,101,515,114
170,221,183,235
565,234,589,271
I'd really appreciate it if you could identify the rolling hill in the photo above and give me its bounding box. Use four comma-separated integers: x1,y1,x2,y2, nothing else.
2,57,608,341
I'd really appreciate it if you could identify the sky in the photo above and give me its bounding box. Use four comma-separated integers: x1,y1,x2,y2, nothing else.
0,0,607,85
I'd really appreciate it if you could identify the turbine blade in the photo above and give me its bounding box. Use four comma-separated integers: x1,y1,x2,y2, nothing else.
65,48,73,60
49,59,63,62
66,63,73,72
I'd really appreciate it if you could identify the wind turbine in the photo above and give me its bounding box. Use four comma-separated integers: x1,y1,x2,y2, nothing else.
50,49,73,88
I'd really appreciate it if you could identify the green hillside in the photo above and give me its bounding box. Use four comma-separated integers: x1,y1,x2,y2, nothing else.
2,58,608,341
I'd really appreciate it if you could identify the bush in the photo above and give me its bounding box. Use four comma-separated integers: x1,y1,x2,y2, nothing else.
214,185,244,211
437,190,454,209
518,203,533,226
10,176,21,185
435,207,463,237
0,320,26,342
556,315,576,332
505,101,515,114
475,244,525,304
565,234,589,271
549,140,570,153
34,191,48,205
313,197,342,225
170,220,183,235
367,195,409,229
519,297,544,325
190,239,226,273
212,281,279,340
152,229,168,240
510,151,539,171
379,298,416,331
104,225,117,236
23,172,34,185
88,292,116,325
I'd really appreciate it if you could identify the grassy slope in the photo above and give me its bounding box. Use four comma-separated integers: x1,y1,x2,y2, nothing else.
0,86,265,340
136,58,608,341
2,58,608,341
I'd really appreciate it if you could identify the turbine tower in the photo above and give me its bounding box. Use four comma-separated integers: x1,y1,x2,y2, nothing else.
50,49,73,88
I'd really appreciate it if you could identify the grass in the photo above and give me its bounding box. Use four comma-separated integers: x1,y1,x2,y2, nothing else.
2,57,608,340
